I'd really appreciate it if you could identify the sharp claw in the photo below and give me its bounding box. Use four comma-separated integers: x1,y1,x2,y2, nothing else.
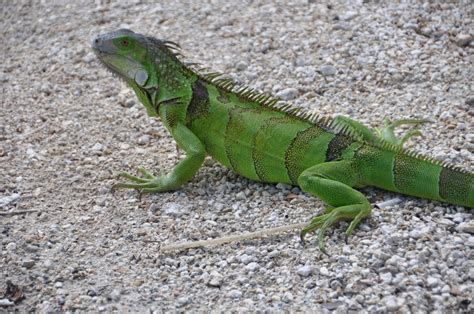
318,233,330,256
138,167,156,179
118,172,149,183
300,230,307,245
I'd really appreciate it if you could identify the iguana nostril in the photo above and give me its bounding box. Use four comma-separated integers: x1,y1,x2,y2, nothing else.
92,37,101,49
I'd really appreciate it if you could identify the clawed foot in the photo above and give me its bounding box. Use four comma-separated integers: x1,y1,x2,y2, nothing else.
377,118,430,147
300,204,371,255
112,167,168,193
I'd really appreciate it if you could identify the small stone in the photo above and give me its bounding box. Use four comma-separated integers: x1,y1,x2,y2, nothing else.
426,276,439,288
91,143,104,155
6,242,17,251
133,279,144,287
380,272,392,283
441,285,450,294
92,143,103,151
439,111,451,120
0,73,8,82
383,295,401,311
419,26,432,37
319,266,329,276
149,203,160,214
22,260,35,269
207,271,224,287
456,221,474,234
276,182,291,190
455,33,472,47
239,254,254,265
340,11,358,21
466,96,474,107
49,224,60,231
450,285,462,295
82,52,96,63
452,213,465,223
468,236,474,247
457,123,466,131
0,193,20,207
163,257,178,267
320,65,336,76
108,289,121,301
26,147,38,159
297,265,314,277
409,226,430,239
43,259,53,268
333,22,351,31
137,134,150,145
161,202,189,217
277,88,299,101
282,291,293,303
305,280,317,289
217,260,228,268
40,83,52,95
235,191,246,200
176,296,190,307
0,299,14,306
245,262,259,271
236,61,248,71
228,289,242,299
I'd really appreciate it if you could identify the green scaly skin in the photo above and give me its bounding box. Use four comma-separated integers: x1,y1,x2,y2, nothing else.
92,29,474,253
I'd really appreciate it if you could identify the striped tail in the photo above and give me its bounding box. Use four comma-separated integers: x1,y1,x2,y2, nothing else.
389,153,474,207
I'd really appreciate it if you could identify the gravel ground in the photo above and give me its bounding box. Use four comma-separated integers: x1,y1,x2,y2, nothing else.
1,0,473,312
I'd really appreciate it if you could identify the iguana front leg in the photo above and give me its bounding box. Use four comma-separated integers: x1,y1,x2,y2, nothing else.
297,161,372,254
114,122,206,193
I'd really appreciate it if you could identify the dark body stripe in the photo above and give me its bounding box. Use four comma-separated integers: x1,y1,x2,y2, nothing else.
325,133,354,161
186,79,210,123
252,116,308,183
224,108,271,181
439,167,472,205
285,125,328,184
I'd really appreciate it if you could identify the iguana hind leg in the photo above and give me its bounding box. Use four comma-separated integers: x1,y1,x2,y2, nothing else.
297,161,371,254
334,115,429,148
377,118,430,147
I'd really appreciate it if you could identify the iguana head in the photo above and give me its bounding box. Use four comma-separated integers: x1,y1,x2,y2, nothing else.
92,29,189,115
92,29,154,87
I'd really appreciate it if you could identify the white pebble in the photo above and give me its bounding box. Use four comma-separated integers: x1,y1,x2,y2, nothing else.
245,262,260,271
277,88,299,101
297,265,314,277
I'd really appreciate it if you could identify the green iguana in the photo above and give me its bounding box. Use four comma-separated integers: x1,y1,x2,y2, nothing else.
92,29,473,252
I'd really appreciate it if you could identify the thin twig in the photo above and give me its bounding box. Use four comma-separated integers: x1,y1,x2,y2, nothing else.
0,209,39,216
160,222,307,252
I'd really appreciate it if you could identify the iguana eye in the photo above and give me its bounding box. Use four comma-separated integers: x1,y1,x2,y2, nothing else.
121,39,129,47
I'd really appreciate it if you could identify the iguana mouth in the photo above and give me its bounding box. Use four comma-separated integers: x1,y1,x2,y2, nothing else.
91,35,137,81
91,35,114,55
